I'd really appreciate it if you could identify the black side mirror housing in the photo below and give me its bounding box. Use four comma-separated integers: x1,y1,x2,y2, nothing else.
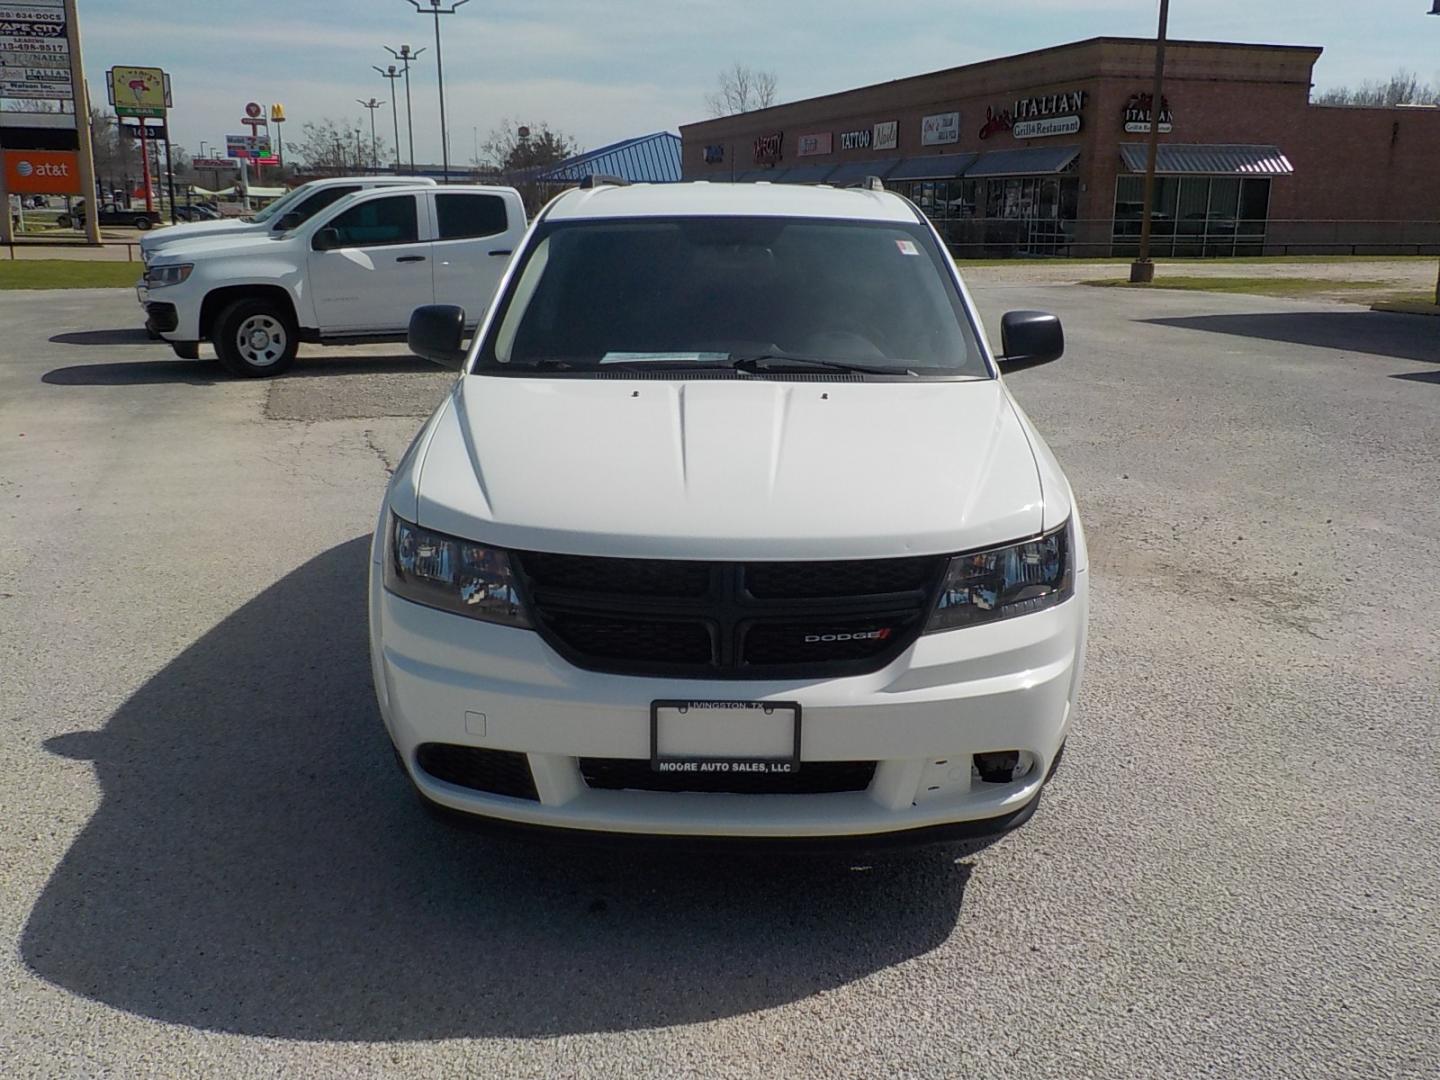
409,305,468,370
275,212,302,231
312,226,342,251
998,310,1064,371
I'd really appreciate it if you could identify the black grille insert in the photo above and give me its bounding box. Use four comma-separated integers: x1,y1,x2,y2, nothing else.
415,743,539,801
514,550,947,679
579,758,877,795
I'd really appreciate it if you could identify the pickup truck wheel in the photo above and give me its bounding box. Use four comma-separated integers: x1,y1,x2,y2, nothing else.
214,299,298,378
56,214,72,228
134,217,152,231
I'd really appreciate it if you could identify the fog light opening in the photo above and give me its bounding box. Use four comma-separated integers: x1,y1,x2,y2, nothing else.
973,750,1035,784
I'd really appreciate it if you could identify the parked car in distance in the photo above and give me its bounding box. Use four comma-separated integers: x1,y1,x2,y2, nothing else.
370,179,1088,847
141,183,526,375
57,199,161,230
138,175,438,262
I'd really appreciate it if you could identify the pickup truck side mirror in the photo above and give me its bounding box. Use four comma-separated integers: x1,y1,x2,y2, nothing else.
275,212,302,231
409,305,468,370
998,311,1064,372
312,226,342,251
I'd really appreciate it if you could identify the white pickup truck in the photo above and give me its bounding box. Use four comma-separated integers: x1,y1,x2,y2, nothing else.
139,184,526,377
138,175,437,263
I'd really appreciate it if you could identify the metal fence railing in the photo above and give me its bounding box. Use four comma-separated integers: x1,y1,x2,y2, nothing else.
936,218,1440,259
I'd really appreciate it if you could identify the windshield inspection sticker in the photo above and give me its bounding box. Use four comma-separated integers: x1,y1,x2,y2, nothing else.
896,239,920,256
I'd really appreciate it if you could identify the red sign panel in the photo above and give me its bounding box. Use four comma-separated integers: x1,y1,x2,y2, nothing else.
2,148,81,195
753,131,782,166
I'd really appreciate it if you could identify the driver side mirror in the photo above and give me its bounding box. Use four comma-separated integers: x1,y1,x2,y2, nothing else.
998,310,1064,372
409,305,468,370
312,226,342,252
275,212,302,231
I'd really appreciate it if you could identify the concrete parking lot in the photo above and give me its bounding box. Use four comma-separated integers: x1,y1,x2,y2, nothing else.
1,283,1436,1078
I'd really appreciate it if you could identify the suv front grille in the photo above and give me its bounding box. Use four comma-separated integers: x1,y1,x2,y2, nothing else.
512,552,947,679
579,758,877,795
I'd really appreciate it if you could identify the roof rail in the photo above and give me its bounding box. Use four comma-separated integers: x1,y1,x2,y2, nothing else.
578,174,629,189
862,176,885,191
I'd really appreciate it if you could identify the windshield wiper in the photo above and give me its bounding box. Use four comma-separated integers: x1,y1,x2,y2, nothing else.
729,353,917,377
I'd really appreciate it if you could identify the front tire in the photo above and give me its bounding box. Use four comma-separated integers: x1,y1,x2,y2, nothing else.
213,298,298,378
56,214,73,228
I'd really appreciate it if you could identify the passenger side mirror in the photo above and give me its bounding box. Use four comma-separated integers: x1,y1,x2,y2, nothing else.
312,226,342,251
275,212,302,231
409,304,469,369
998,311,1064,371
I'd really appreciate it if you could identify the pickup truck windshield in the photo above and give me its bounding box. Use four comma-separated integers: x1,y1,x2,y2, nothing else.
479,216,988,378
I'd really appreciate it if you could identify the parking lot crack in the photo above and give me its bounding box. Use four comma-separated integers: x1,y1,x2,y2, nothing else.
364,429,396,476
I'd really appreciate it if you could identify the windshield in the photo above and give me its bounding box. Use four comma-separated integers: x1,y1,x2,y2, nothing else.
478,216,988,378
249,183,313,224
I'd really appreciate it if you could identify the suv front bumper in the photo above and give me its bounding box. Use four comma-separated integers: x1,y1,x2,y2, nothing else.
368,537,1088,842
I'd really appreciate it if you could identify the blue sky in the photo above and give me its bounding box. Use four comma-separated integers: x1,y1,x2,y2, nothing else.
81,0,1440,162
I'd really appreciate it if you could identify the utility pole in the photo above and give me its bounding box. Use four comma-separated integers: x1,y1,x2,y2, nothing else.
357,99,384,171
1129,0,1170,284
1430,3,1440,305
384,44,424,174
407,0,470,183
374,65,404,173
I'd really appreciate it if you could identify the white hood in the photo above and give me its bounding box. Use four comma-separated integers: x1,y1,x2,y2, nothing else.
408,376,1044,561
141,217,263,253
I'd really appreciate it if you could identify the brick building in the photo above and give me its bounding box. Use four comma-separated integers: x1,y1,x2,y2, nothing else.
679,38,1440,257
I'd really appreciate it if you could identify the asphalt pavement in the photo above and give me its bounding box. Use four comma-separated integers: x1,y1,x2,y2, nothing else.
0,283,1436,1079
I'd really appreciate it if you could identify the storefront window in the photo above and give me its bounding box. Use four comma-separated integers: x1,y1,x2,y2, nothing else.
1112,175,1271,257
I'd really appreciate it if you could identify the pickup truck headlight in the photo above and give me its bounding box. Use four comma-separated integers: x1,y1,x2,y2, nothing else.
383,514,531,627
925,521,1073,632
144,263,193,288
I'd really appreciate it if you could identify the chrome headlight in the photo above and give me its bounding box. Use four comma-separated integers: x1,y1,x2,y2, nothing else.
925,521,1073,632
144,262,193,288
383,514,531,627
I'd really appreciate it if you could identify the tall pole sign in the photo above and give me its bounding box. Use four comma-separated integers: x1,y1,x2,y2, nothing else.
241,101,266,180
0,0,99,244
107,64,170,216
270,103,286,170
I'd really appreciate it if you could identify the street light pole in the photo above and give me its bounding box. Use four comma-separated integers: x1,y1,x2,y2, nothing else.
407,0,470,183
357,98,384,171
374,65,404,173
1130,0,1171,284
384,44,424,174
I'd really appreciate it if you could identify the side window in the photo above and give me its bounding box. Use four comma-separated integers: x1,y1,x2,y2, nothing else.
281,185,361,228
435,193,509,240
319,194,419,248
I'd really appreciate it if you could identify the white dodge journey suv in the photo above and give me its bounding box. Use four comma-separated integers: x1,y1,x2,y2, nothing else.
369,179,1088,846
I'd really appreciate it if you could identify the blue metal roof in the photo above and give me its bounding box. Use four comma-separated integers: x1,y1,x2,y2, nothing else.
537,131,682,184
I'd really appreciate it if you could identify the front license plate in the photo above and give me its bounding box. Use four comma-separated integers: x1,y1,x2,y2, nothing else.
650,700,801,775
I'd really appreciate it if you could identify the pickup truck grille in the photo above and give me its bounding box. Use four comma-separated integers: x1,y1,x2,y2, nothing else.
512,552,946,679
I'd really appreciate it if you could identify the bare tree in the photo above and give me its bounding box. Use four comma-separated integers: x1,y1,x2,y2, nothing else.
704,63,778,117
293,117,390,173
1315,68,1440,107
477,119,579,174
